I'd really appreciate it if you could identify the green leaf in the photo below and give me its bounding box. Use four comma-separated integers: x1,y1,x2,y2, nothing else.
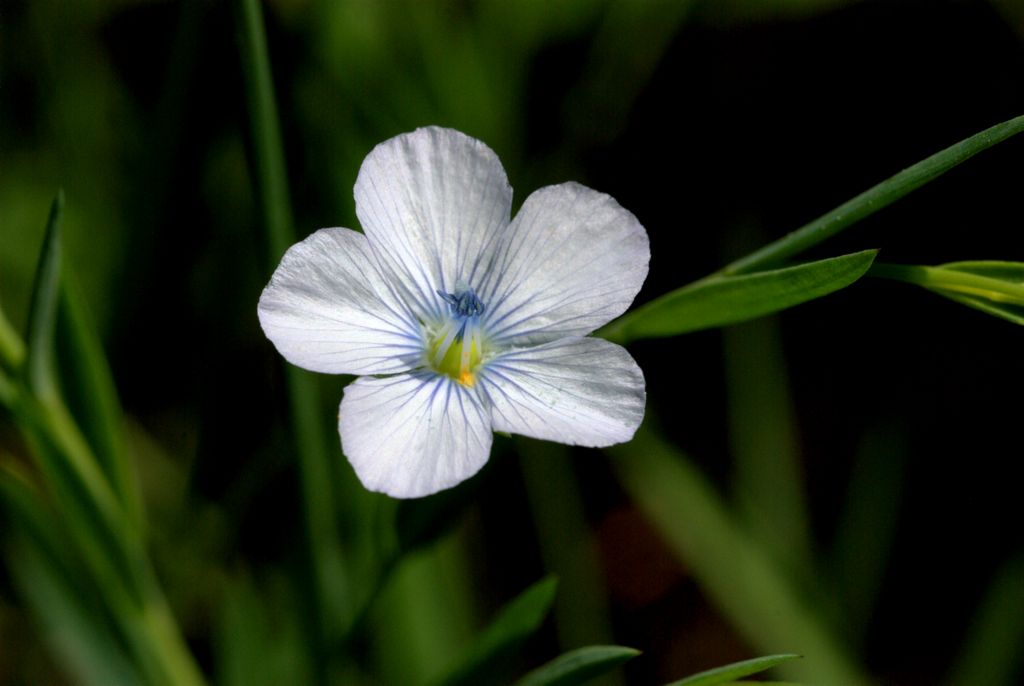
437,576,559,686
57,273,141,527
933,261,1024,325
665,654,802,686
602,250,876,343
608,426,867,686
947,554,1024,686
515,645,640,686
0,469,144,686
721,114,1024,275
0,298,25,372
24,191,65,401
216,578,312,686
869,261,1024,325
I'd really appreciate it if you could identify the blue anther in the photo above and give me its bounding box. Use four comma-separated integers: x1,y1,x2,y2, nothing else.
437,287,485,318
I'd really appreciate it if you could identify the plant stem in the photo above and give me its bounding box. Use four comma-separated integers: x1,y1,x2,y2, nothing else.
236,0,341,681
719,115,1024,277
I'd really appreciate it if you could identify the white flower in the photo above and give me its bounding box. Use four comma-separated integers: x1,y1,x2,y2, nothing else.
258,127,649,498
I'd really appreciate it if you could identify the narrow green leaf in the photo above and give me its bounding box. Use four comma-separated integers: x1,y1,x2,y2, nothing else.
0,364,17,407
236,1,342,680
216,578,312,686
515,645,640,686
666,654,802,686
9,541,145,686
946,555,1024,686
934,261,1024,325
941,260,1024,282
24,191,65,401
438,576,559,686
828,425,906,646
57,273,142,527
609,427,868,686
0,469,144,686
869,261,1024,325
602,250,876,343
520,440,617,652
721,114,1024,275
0,299,25,372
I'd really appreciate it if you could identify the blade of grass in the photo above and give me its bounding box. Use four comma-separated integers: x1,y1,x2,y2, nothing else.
8,197,207,686
58,271,143,529
720,114,1024,276
828,425,906,647
946,555,1024,686
236,0,344,681
666,654,802,686
24,191,65,402
601,251,876,343
723,316,812,578
608,426,867,686
0,299,25,371
0,468,144,686
869,261,1024,325
520,440,619,662
515,645,640,686
437,576,559,686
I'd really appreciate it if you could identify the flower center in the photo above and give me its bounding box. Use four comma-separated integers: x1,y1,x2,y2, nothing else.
427,286,488,386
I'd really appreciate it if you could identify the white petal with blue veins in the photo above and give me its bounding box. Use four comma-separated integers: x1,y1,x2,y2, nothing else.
339,372,493,498
258,228,423,375
355,127,513,322
480,337,645,447
480,182,649,346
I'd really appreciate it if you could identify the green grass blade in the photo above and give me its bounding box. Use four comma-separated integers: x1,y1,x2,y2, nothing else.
828,426,906,646
9,541,145,686
236,0,343,679
24,191,65,402
0,299,25,372
720,114,1024,276
609,427,868,686
438,576,559,686
723,316,812,578
216,578,312,686
57,272,142,528
515,645,640,686
0,469,144,686
602,250,876,343
946,555,1024,686
520,441,618,656
869,261,1024,325
665,654,801,686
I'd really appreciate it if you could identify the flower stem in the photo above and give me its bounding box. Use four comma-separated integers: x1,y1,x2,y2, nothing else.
718,114,1024,277
236,0,343,681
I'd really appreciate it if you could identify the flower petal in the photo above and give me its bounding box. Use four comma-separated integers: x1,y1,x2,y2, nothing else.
480,182,649,346
339,372,493,498
258,228,423,375
354,126,513,322
479,337,645,447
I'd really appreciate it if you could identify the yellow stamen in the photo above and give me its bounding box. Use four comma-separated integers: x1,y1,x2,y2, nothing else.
427,320,485,386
